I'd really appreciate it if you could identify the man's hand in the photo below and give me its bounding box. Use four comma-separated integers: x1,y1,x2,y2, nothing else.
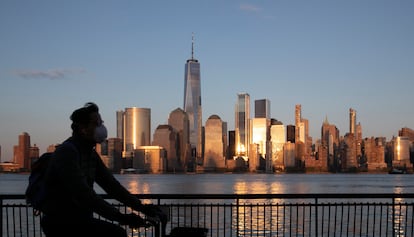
140,204,168,223
119,213,152,229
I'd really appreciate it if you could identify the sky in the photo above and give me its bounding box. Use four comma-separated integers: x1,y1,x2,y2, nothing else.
0,0,413,162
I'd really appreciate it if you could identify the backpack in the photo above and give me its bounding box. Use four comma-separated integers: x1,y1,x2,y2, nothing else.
25,152,53,215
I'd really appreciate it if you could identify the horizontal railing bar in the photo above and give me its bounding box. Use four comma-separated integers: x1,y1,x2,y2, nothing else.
2,193,414,200
127,193,414,200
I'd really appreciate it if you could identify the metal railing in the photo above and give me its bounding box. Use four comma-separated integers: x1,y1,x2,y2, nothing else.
2,193,414,237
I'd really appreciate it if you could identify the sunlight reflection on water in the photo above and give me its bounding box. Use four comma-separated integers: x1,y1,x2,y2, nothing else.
2,173,414,195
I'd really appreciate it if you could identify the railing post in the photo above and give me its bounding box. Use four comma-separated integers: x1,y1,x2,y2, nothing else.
236,197,239,237
0,198,3,237
315,197,318,236
392,197,395,237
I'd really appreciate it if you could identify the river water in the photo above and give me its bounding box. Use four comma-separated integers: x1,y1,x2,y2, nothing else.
1,173,413,195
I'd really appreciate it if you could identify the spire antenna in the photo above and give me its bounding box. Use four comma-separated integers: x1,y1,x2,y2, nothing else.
191,32,194,59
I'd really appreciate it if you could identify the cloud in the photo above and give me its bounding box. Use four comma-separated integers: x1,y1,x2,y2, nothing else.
239,3,262,12
13,68,86,80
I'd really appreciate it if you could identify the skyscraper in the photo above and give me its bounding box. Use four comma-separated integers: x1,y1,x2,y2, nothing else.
286,125,295,143
183,34,202,159
14,132,30,170
295,104,302,143
152,125,178,171
116,110,123,140
254,99,271,119
349,108,362,160
393,136,411,168
321,116,339,169
235,93,250,159
349,108,356,135
204,115,226,171
270,119,285,171
168,108,190,169
251,118,270,157
122,107,151,158
251,99,270,157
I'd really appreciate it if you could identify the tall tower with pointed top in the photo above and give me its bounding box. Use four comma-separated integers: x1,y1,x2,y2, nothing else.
349,108,357,135
183,33,202,160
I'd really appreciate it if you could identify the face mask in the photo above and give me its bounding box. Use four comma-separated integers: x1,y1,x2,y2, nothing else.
94,124,108,143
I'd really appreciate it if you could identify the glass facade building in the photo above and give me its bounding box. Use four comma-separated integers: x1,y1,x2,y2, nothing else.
183,37,202,159
116,110,123,139
251,118,270,157
235,93,250,158
122,107,151,158
393,136,411,165
254,99,270,119
270,120,285,170
295,104,302,143
349,108,357,135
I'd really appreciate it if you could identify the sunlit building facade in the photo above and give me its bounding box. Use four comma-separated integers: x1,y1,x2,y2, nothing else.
204,115,226,171
297,122,305,143
393,136,411,168
235,93,250,159
152,124,178,172
252,99,271,171
284,142,296,168
295,104,309,166
270,119,285,171
350,108,357,135
251,118,270,158
133,146,167,174
122,107,151,158
295,105,302,143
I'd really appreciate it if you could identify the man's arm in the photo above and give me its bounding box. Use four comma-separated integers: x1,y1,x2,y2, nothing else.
94,154,166,221
94,152,143,210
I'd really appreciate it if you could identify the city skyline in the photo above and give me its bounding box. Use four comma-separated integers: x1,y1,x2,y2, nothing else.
0,1,413,161
3,100,411,161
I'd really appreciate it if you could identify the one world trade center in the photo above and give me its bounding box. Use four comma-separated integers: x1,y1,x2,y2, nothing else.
183,34,202,161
